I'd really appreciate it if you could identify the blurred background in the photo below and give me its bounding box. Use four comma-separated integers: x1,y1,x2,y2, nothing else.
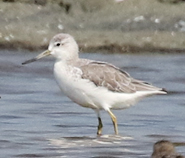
0,0,185,53
0,0,185,158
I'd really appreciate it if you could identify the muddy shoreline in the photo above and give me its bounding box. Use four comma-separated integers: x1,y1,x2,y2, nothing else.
1,40,185,54
0,0,185,53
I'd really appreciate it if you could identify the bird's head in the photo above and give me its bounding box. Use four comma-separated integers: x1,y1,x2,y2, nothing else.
22,33,79,65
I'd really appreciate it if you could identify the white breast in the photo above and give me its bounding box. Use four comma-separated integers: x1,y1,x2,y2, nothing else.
53,61,101,109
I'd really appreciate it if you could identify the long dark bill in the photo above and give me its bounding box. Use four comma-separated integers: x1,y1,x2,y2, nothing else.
22,50,51,65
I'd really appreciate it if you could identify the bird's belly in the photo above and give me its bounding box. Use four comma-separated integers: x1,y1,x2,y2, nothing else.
54,69,99,109
53,64,146,110
57,80,99,109
54,73,134,110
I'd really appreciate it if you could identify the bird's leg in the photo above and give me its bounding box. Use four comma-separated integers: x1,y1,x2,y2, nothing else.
97,117,103,135
107,109,118,135
94,110,103,135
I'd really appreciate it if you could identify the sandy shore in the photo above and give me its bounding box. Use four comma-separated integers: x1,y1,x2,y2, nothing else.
0,0,185,53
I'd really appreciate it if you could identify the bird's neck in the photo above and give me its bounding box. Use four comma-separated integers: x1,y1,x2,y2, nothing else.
56,57,79,66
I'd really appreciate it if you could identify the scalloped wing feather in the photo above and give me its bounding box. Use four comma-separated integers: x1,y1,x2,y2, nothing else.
79,61,164,94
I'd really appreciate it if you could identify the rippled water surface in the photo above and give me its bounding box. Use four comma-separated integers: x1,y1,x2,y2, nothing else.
0,50,185,158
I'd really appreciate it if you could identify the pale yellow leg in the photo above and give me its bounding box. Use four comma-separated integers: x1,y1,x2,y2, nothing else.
97,117,103,135
94,110,103,135
107,109,118,135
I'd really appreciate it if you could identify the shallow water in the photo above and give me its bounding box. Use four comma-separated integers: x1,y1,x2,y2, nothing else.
0,50,185,158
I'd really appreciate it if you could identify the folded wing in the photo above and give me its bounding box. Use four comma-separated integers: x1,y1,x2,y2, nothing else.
80,61,165,93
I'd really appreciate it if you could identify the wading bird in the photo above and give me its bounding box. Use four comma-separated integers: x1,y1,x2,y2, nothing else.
22,33,166,135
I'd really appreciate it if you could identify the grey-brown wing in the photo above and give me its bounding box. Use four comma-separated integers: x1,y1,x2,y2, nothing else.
131,78,164,92
80,62,136,93
80,62,163,93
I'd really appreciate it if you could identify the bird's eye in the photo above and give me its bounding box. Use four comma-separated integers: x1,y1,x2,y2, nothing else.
56,43,60,46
